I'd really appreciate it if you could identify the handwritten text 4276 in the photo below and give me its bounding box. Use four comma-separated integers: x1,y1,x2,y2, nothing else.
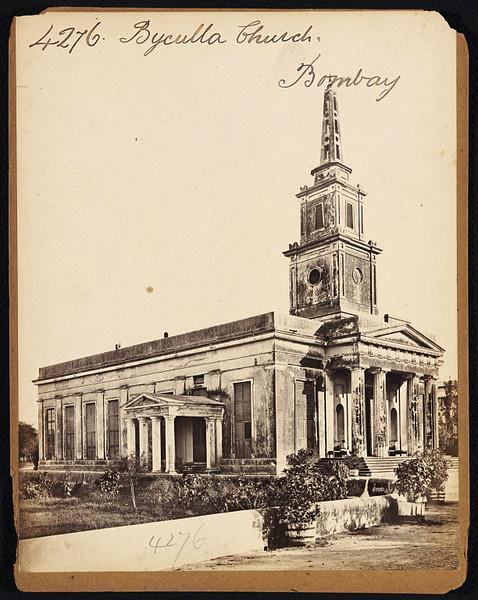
29,22,103,54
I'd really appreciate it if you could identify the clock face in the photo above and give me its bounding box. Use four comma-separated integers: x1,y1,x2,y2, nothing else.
352,267,364,285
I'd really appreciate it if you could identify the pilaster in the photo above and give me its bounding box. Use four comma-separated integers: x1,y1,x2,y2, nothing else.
350,367,366,457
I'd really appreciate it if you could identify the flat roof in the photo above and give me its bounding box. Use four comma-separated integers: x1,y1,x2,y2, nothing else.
36,311,322,382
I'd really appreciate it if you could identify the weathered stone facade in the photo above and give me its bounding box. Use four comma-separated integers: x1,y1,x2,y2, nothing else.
35,86,444,474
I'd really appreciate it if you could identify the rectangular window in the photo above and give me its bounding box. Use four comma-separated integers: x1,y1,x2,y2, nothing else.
346,202,354,229
193,374,204,386
234,381,252,457
64,405,75,460
107,400,119,459
315,203,324,230
45,408,55,460
85,403,96,460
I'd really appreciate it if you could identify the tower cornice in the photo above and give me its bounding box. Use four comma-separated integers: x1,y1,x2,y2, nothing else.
283,232,382,258
296,178,367,199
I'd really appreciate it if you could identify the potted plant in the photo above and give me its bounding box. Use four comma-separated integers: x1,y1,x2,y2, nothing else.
273,449,324,545
394,456,432,519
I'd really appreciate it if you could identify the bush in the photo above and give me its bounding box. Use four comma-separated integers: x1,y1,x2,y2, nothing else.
62,471,75,498
346,478,367,497
221,476,276,511
19,472,53,500
420,449,449,495
95,469,121,503
394,450,449,502
320,460,349,500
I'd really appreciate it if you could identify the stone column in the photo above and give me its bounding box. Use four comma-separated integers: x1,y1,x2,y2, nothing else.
416,380,425,452
431,379,439,449
423,377,433,449
324,370,335,455
317,375,327,457
74,395,83,459
55,397,63,460
205,417,214,469
164,415,176,474
151,416,162,472
214,417,223,464
138,417,149,465
37,402,44,461
126,417,136,459
119,385,129,458
96,391,106,460
350,367,366,457
405,375,416,455
372,369,388,457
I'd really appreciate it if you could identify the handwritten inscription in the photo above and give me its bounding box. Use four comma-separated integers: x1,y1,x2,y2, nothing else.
278,54,401,102
29,22,103,54
148,522,206,569
27,20,401,101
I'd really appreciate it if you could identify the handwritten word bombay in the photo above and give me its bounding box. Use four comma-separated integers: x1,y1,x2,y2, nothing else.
278,54,401,102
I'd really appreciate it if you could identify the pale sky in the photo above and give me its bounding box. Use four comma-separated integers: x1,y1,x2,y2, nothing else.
15,10,457,426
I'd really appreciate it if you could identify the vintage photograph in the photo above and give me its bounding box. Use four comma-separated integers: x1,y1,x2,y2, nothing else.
13,8,465,590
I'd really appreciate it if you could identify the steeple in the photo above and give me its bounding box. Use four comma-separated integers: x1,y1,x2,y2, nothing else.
320,84,343,165
283,87,382,321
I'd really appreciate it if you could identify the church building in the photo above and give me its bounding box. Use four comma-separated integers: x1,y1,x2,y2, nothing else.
35,86,444,475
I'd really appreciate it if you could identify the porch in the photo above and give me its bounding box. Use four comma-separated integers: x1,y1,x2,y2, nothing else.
123,392,224,473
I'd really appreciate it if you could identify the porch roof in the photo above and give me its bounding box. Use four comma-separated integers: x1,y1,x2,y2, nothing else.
123,392,224,417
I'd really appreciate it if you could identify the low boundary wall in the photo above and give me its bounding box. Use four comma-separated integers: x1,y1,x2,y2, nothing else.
18,509,265,572
316,495,396,537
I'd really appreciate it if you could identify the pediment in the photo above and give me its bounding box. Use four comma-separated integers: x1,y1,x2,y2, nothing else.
366,325,444,353
124,393,173,410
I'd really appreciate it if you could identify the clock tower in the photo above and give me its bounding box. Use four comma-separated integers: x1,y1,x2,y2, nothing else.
284,85,381,320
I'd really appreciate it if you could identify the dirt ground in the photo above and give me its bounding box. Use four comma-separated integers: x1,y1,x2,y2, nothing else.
180,503,461,571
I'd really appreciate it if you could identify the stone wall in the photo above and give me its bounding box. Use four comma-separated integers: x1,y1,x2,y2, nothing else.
315,495,396,537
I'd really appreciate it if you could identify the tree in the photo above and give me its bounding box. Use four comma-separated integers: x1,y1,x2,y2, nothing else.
438,379,458,456
18,422,38,465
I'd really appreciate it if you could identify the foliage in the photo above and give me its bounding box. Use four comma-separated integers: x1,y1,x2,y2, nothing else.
343,454,362,471
62,471,76,498
346,478,367,497
438,380,458,456
19,471,53,500
18,422,38,464
119,455,149,510
95,469,121,503
272,449,348,526
221,476,276,511
420,449,450,493
394,457,431,502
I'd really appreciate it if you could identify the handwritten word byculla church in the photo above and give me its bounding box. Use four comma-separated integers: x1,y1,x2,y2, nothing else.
28,19,400,102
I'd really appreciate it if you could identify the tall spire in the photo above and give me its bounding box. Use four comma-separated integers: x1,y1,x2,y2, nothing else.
320,85,343,165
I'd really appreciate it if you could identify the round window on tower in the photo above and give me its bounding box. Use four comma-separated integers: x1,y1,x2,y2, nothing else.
352,267,364,285
308,268,322,286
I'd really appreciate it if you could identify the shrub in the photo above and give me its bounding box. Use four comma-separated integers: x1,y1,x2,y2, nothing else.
343,454,362,471
62,471,75,498
394,450,450,502
394,457,432,502
346,478,367,497
420,449,449,495
221,476,276,511
19,472,53,500
320,460,349,500
95,469,121,503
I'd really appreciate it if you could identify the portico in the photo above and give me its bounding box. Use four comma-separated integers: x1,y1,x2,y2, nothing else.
123,392,224,473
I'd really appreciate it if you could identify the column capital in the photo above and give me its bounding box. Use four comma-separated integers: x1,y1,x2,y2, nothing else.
369,367,389,375
164,414,176,422
150,415,161,423
137,416,149,423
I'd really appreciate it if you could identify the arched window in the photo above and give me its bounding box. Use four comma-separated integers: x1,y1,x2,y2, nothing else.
390,407,398,442
335,403,345,445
